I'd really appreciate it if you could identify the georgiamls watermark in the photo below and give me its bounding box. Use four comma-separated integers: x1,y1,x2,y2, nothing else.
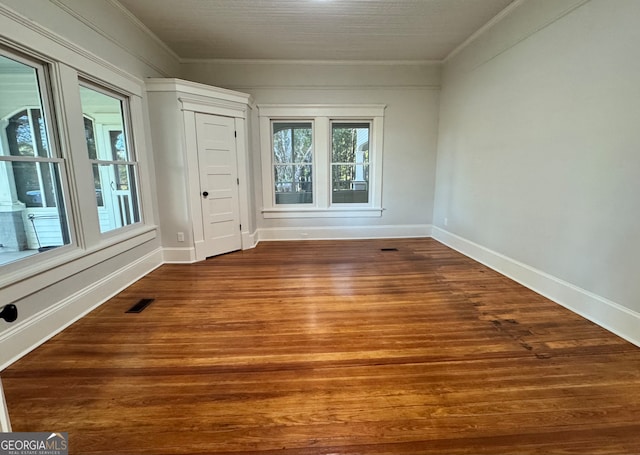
0,432,68,455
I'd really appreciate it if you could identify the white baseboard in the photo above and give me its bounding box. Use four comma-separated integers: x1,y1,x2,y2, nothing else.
0,248,164,371
162,247,196,263
242,230,258,250
164,233,258,264
431,226,640,347
258,224,432,241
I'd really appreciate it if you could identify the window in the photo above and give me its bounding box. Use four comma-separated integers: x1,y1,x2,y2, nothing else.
0,51,71,265
331,122,370,204
0,32,153,281
79,84,140,233
272,122,313,205
259,104,385,218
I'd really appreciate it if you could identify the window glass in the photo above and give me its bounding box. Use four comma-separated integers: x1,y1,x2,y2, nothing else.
79,85,140,233
272,122,313,204
331,122,370,204
0,52,70,266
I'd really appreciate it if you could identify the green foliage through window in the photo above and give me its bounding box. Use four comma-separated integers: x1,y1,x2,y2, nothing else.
331,123,370,204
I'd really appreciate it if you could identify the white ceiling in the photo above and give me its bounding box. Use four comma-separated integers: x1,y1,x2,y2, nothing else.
116,0,516,62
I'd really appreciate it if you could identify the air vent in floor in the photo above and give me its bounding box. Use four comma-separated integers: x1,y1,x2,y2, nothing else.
126,298,155,313
380,248,399,252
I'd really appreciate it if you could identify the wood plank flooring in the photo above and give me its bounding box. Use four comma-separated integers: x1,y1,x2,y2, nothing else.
3,239,640,454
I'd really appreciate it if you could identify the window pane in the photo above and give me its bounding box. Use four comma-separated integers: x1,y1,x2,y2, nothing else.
272,129,292,164
9,161,63,209
272,122,313,204
84,117,97,160
331,123,370,204
11,161,40,207
274,164,294,188
94,163,140,233
6,111,34,157
31,108,49,157
0,53,70,266
0,162,70,264
80,84,141,233
109,130,127,161
79,86,129,161
92,164,103,207
293,127,312,163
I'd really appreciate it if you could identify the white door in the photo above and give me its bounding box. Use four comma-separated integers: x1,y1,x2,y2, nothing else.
196,113,241,258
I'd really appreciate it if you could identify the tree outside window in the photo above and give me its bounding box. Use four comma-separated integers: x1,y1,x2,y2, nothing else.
332,122,370,204
272,122,313,205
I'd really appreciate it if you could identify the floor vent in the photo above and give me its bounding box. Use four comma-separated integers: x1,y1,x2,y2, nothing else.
380,248,399,252
126,298,155,314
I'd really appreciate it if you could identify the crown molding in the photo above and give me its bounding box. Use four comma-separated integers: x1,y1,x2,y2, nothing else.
444,0,526,63
444,0,591,64
107,0,182,64
146,77,252,102
180,58,442,66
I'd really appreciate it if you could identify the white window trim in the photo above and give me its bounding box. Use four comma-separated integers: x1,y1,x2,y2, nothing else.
259,104,386,219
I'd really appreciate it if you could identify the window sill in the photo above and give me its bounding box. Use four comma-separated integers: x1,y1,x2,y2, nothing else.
262,208,383,219
1,225,158,296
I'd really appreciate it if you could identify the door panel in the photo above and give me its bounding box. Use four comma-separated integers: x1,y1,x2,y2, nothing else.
196,113,241,258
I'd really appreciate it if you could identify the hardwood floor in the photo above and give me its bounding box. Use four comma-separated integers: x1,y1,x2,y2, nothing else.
3,239,640,454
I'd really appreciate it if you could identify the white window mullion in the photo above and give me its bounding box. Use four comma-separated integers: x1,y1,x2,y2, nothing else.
314,116,329,209
55,62,98,248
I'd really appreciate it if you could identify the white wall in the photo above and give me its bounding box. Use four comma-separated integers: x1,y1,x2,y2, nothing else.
183,61,441,239
433,0,640,340
0,0,179,368
0,0,180,78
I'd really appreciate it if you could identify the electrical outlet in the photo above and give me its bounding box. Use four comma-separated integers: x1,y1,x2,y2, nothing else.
444,217,449,227
177,232,185,242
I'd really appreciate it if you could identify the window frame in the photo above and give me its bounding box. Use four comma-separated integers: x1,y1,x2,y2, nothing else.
330,120,372,207
271,119,315,207
0,47,75,266
78,80,142,235
259,104,385,219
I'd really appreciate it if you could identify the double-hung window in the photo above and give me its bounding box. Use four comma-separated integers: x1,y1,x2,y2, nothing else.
272,121,313,205
331,122,371,204
79,83,140,233
0,49,71,265
259,105,385,218
0,30,152,279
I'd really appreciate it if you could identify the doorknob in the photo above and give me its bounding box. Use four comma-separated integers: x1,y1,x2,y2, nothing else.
202,191,209,198
0,304,18,323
